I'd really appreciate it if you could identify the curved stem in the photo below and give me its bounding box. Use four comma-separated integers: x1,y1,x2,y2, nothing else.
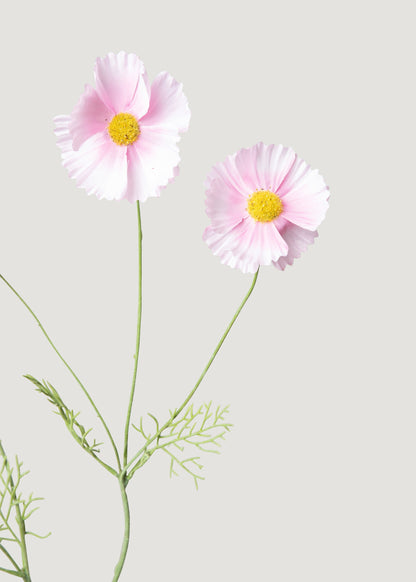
123,201,143,467
0,274,121,473
126,268,260,478
112,478,130,582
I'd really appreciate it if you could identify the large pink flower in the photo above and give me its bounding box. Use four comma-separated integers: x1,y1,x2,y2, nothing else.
54,52,190,202
203,143,330,273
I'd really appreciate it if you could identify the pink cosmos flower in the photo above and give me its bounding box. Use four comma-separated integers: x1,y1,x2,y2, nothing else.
54,52,190,202
203,143,330,273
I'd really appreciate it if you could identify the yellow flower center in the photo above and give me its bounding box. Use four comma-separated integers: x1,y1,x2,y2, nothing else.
247,190,283,222
108,113,140,146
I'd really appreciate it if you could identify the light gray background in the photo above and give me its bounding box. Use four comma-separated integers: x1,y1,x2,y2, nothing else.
0,0,414,580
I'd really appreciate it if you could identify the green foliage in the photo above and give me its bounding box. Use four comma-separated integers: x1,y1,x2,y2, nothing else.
0,441,49,579
24,375,102,456
131,402,232,489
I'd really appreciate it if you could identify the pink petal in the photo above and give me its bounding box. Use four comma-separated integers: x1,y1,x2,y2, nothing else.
252,221,289,264
140,72,190,133
203,219,288,273
54,115,73,153
69,84,113,151
205,175,247,232
203,223,260,274
208,155,253,198
126,73,151,120
273,222,318,270
263,144,297,192
232,145,263,192
207,144,296,202
279,156,329,230
94,51,150,117
124,126,181,202
232,143,296,193
54,116,128,200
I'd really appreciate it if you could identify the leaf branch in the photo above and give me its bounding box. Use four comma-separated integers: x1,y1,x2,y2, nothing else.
129,402,232,487
0,441,50,581
24,375,117,477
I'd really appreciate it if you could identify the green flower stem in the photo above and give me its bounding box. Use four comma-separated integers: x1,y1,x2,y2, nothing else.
125,268,260,479
112,477,130,582
123,201,143,467
112,201,142,580
0,274,121,473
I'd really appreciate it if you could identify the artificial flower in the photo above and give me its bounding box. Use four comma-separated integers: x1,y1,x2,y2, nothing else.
54,51,190,202
203,143,329,273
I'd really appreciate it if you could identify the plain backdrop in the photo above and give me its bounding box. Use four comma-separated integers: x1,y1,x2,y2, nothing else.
0,0,414,581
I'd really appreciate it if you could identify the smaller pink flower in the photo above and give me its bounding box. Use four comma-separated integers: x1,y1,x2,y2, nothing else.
54,52,190,202
203,143,330,273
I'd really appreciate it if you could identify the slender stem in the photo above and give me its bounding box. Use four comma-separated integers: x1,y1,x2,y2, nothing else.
126,268,260,478
123,201,143,467
0,274,122,473
170,268,259,421
112,478,130,582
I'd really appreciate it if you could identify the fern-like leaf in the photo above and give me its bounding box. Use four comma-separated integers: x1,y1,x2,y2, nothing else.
24,375,103,455
130,402,232,487
0,441,50,579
